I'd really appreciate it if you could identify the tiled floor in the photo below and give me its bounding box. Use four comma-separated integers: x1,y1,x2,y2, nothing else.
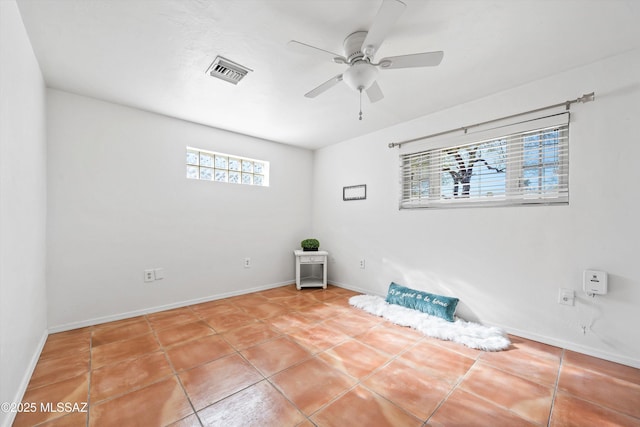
13,284,640,427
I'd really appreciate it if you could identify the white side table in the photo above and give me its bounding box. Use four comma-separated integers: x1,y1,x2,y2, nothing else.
294,250,328,290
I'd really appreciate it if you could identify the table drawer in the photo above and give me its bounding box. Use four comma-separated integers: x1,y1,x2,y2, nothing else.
299,255,326,264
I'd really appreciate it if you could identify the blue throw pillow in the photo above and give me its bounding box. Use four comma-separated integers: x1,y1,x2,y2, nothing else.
385,282,459,322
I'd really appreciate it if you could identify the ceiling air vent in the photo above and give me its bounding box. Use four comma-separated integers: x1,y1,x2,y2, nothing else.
205,56,252,85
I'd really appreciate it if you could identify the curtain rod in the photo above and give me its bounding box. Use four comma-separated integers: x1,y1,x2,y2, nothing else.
388,92,595,149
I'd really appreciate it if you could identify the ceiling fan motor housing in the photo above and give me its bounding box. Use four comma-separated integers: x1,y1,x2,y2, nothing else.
343,31,368,63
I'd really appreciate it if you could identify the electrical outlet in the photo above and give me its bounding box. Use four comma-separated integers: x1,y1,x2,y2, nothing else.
244,258,251,268
359,259,366,269
144,270,154,282
558,288,575,306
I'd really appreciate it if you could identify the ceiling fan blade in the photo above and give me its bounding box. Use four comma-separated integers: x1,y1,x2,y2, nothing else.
379,51,444,69
288,40,347,63
366,81,384,103
304,74,343,98
361,0,406,58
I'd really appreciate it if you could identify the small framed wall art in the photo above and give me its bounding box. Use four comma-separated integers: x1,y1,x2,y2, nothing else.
343,184,366,201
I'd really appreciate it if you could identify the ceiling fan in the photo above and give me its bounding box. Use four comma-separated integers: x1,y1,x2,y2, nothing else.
288,0,444,119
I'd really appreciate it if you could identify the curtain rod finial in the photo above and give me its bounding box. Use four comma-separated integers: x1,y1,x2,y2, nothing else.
579,92,595,103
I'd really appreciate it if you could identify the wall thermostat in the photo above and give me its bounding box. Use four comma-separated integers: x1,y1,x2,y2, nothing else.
583,270,607,295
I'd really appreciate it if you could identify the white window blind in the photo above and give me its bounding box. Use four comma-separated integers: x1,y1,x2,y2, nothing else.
400,113,569,209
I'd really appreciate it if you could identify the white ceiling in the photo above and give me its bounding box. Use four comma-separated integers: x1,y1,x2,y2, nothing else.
16,0,640,150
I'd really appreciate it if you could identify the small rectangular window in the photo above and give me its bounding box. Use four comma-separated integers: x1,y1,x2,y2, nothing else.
186,147,269,187
400,114,569,208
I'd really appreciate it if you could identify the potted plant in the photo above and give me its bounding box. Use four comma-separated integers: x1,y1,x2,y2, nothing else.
301,238,320,251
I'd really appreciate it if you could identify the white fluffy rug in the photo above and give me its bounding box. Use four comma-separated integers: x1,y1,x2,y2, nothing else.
349,294,511,351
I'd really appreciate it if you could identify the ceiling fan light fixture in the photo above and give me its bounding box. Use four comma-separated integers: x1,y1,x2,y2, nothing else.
343,61,379,91
289,0,443,107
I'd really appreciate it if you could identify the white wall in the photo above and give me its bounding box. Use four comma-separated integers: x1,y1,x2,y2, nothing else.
313,49,640,368
0,1,48,426
46,90,313,330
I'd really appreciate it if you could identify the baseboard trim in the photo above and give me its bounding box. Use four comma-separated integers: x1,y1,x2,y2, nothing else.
487,323,640,369
330,281,640,369
2,329,48,427
48,280,295,333
326,280,375,297
48,279,640,369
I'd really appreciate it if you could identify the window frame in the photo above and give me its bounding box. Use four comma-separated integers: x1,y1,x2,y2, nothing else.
186,147,269,187
399,113,569,209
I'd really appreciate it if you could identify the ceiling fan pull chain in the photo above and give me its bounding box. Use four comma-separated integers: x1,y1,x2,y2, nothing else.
359,88,363,121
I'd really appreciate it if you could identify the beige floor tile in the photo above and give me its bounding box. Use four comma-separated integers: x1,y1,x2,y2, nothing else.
478,341,561,387
399,339,475,384
312,385,422,427
563,349,640,385
428,388,537,427
147,307,200,330
27,350,90,390
558,360,640,419
39,330,92,361
270,358,356,415
550,392,640,427
265,311,320,333
355,324,420,356
155,320,215,348
165,334,235,372
37,411,87,426
322,310,382,337
222,321,281,350
288,323,350,353
91,333,160,369
13,374,89,427
166,413,202,427
202,311,258,332
91,317,151,347
459,363,554,425
18,285,640,427
179,353,262,410
241,301,289,319
90,351,173,403
363,359,452,420
241,336,311,377
318,339,390,379
198,380,305,427
89,376,192,427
